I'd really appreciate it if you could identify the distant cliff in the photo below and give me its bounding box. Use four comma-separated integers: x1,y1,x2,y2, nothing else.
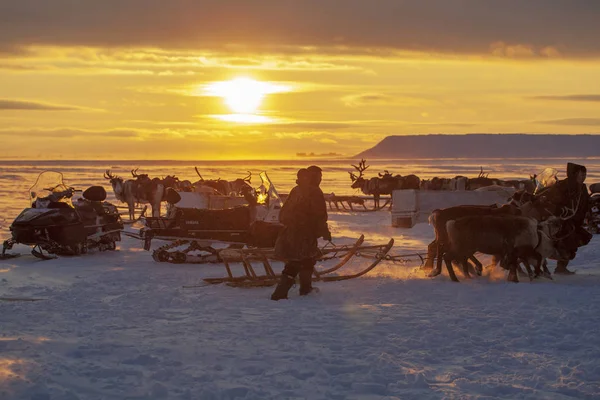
355,134,600,159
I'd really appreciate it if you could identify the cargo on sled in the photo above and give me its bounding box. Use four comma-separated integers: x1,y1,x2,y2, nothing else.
125,172,284,262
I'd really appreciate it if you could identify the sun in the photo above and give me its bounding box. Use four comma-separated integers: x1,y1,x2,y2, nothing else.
204,77,289,115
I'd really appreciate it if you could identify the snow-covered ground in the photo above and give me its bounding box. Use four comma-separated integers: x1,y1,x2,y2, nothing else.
2,208,600,399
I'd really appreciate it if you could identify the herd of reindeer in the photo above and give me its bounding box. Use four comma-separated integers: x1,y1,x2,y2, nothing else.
348,159,537,207
104,159,536,221
103,167,253,220
102,160,590,283
350,159,587,283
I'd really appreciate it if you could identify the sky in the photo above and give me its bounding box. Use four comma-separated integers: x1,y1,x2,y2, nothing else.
1,0,600,160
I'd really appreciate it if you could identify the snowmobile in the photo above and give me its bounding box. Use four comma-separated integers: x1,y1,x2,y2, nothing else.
1,171,124,259
586,183,600,234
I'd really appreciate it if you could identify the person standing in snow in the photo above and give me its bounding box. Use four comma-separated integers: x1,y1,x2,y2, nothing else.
271,167,330,300
537,162,592,274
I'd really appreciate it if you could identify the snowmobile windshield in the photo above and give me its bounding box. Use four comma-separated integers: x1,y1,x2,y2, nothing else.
29,171,75,208
256,172,283,208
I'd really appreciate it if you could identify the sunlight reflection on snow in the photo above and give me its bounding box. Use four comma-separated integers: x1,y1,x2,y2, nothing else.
0,358,26,381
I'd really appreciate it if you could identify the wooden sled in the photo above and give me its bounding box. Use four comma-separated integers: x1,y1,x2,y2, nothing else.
118,205,148,225
324,194,391,212
194,236,395,288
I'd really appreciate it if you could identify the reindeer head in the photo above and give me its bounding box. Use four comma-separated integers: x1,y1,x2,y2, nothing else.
230,174,253,195
162,175,179,189
130,168,149,180
378,170,393,178
104,170,124,197
104,170,122,184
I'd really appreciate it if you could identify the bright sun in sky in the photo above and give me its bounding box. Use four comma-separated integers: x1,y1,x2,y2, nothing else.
204,77,290,122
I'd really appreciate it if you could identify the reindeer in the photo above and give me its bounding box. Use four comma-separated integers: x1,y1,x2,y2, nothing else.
378,170,421,191
444,213,573,282
498,174,538,194
466,167,500,190
421,177,463,191
177,179,194,192
349,159,399,208
192,168,253,196
193,167,232,195
229,171,253,196
104,170,137,220
425,204,522,275
104,169,164,220
429,190,580,282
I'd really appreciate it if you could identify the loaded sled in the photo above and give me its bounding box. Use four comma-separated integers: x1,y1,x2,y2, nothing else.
127,172,285,262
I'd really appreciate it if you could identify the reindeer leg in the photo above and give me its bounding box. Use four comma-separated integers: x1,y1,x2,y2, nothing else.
468,255,483,276
461,259,472,279
532,255,543,278
521,258,534,282
428,242,443,277
507,254,519,283
516,263,529,278
423,239,436,270
443,253,459,282
128,200,135,221
540,258,553,280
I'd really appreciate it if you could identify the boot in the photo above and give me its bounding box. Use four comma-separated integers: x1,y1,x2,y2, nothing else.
554,260,575,275
298,269,314,296
270,274,295,301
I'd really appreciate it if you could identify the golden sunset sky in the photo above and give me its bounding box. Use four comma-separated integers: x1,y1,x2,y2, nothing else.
1,0,600,160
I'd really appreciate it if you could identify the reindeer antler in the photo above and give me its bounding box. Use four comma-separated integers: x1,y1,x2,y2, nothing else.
244,171,252,183
131,168,139,177
350,159,369,179
349,171,357,182
104,170,113,180
194,167,203,181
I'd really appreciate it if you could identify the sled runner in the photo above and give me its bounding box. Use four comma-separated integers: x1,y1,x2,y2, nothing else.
194,237,395,288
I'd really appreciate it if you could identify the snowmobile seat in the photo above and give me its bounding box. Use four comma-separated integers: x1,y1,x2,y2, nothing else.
164,187,182,205
590,183,600,194
83,186,107,202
